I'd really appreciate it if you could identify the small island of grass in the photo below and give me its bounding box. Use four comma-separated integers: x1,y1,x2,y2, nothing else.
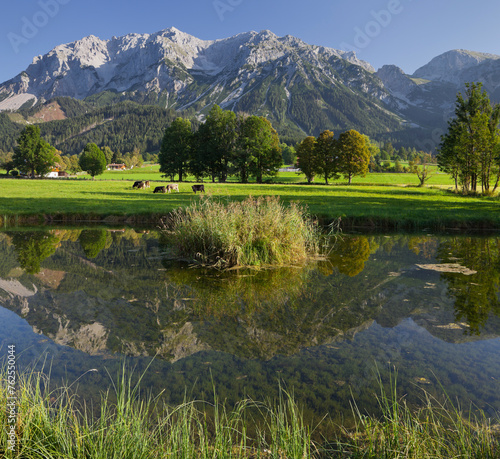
162,195,330,268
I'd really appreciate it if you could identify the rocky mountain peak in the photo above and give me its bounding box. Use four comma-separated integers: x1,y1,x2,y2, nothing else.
0,27,377,110
376,64,416,100
413,49,500,84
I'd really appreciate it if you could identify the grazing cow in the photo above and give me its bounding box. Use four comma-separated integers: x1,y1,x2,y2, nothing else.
192,184,205,194
132,181,143,188
153,186,166,193
166,184,179,193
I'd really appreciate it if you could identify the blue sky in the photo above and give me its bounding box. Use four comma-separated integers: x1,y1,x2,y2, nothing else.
1,0,500,84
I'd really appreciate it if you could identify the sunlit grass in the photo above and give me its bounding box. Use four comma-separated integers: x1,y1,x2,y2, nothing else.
79,165,455,187
337,371,500,458
0,177,498,229
0,365,315,459
1,365,498,458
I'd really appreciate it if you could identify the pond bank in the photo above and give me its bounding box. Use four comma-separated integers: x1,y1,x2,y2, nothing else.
2,212,500,232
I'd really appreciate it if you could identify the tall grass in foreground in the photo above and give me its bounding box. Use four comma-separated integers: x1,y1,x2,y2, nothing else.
0,366,315,459
338,374,500,459
162,195,329,268
1,366,499,458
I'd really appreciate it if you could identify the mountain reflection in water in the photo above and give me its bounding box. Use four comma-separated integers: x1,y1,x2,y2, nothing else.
0,228,499,424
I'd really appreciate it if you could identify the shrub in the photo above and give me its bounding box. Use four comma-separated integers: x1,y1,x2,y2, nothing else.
162,196,327,268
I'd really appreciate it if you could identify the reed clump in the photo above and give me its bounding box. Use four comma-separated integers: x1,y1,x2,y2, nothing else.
162,195,328,268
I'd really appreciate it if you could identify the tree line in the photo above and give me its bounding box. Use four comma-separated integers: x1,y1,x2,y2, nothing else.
6,82,499,192
2,124,144,179
295,129,373,184
159,105,282,183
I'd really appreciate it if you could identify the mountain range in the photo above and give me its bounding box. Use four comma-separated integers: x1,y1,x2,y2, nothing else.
1,27,500,153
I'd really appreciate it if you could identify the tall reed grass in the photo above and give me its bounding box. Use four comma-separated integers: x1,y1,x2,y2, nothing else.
0,365,314,458
1,365,498,458
336,372,500,458
162,195,329,268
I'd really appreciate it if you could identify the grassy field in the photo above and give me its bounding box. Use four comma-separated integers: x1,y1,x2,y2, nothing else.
0,167,498,229
84,164,454,187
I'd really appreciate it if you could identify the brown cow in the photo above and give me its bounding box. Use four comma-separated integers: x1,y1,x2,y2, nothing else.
166,184,179,193
192,184,205,194
144,180,150,188
153,186,166,193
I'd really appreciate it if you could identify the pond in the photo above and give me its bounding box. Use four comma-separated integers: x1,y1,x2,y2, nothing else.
1,227,499,432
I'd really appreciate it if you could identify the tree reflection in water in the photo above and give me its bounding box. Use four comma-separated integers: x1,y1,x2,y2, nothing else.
11,231,61,274
437,237,500,335
2,229,500,428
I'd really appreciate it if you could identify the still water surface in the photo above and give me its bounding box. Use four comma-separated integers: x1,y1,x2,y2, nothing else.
1,228,499,426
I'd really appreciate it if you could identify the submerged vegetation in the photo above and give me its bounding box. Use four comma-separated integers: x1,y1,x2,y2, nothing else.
162,195,329,268
1,366,498,458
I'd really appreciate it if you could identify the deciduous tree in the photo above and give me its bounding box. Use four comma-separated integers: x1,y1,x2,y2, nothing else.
337,129,370,184
438,82,500,194
314,130,338,185
296,136,317,184
237,116,281,183
13,125,56,178
159,117,193,181
195,105,237,182
79,143,107,179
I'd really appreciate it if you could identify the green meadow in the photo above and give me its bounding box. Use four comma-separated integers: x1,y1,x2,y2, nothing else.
0,171,498,229
89,163,454,186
